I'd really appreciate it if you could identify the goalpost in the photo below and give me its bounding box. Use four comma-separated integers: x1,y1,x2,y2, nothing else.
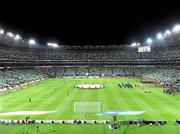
74,102,101,113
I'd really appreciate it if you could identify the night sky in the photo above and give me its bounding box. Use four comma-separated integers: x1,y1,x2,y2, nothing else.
1,3,180,46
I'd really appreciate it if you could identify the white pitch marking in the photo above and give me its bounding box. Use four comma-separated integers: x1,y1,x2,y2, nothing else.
0,111,56,116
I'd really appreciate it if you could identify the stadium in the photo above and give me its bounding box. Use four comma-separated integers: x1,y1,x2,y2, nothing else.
1,5,180,133
0,23,180,134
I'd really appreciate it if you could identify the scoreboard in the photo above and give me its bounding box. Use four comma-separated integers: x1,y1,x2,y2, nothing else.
138,46,151,52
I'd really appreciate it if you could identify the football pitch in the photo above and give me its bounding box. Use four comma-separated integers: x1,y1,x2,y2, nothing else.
0,77,180,134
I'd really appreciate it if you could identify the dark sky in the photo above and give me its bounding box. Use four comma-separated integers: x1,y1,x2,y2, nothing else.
1,2,180,46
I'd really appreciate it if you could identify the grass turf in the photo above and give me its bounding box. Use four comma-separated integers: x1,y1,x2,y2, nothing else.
0,77,180,134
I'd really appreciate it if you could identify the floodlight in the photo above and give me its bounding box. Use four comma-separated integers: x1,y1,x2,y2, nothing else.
7,32,14,37
52,43,58,48
164,30,171,36
47,42,59,48
28,39,36,45
0,29,4,34
157,33,163,39
47,43,53,46
131,42,137,47
137,42,140,46
147,38,152,44
173,25,180,32
14,34,21,40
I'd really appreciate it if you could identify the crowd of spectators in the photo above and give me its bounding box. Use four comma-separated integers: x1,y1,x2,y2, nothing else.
0,37,180,90
0,68,47,89
0,43,180,61
143,68,180,83
0,67,179,90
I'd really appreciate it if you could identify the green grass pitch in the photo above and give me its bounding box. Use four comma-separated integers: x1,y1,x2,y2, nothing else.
0,77,180,134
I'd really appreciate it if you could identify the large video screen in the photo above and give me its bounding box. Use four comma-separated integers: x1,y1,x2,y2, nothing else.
138,46,151,52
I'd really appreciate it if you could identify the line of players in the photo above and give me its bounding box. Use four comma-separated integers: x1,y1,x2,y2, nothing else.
118,82,134,88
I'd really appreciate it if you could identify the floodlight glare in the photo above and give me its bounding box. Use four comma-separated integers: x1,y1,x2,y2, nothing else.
157,33,163,39
7,32,14,37
52,43,58,48
28,39,36,45
14,34,21,40
173,25,180,32
137,42,141,46
0,29,4,34
131,42,137,47
164,30,171,36
147,38,152,44
47,42,59,48
47,43,53,46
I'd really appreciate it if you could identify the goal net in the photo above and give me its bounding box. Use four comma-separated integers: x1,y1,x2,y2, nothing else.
74,102,101,113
